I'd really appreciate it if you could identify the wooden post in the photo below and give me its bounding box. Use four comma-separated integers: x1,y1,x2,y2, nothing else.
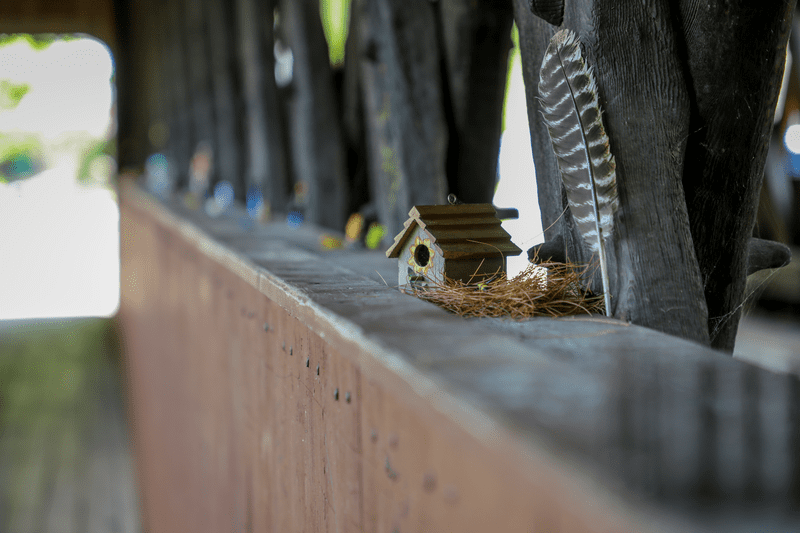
512,0,794,348
279,0,348,230
234,0,290,215
678,2,795,349
340,0,371,215
184,0,218,184
114,0,156,171
204,0,246,198
165,0,194,188
437,0,514,205
360,0,449,240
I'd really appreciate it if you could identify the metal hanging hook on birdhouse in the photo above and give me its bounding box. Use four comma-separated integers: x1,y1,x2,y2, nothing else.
447,193,463,205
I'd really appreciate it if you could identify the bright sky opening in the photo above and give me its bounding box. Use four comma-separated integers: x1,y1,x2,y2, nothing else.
0,35,118,320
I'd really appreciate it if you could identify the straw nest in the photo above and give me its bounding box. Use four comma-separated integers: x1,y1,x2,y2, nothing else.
402,257,604,319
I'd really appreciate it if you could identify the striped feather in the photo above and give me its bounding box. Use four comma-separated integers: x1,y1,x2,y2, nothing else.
539,29,618,313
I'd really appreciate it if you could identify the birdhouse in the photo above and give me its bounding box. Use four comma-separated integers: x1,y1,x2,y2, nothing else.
386,204,521,287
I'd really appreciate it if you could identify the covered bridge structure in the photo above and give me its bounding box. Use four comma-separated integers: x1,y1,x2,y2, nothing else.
2,1,799,531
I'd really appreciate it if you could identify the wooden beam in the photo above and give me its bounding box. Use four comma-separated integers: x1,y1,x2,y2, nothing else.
120,180,800,530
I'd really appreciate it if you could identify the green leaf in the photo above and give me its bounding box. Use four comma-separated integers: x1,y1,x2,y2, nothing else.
0,80,30,110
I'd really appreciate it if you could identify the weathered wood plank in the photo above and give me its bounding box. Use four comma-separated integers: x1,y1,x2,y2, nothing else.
120,180,800,531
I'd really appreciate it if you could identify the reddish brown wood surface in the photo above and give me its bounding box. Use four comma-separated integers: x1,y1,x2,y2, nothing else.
119,182,669,532
119,181,800,531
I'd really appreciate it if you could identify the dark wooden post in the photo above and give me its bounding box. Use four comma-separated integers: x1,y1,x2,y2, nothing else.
234,0,290,215
340,0,371,216
205,0,246,198
184,0,218,185
279,0,348,230
437,0,514,205
679,2,795,349
514,0,795,349
165,0,194,188
359,0,449,239
114,0,157,171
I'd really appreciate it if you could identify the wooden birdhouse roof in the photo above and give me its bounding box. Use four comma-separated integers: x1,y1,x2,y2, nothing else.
385,204,522,260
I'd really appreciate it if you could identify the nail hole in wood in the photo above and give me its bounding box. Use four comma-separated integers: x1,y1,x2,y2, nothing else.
345,392,351,403
334,388,339,401
305,358,310,367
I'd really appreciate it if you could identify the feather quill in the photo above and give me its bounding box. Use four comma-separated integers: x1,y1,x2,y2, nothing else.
538,29,619,316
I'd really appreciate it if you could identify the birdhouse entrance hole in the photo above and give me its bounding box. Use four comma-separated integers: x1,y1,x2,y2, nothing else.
414,244,430,267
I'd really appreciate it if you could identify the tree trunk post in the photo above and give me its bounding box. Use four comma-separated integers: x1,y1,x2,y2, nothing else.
514,0,795,348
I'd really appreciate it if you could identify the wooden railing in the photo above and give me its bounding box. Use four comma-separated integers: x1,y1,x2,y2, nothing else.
119,179,800,532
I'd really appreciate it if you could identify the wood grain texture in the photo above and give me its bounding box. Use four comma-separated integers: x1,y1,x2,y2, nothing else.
515,0,796,350
120,181,800,531
514,0,709,344
677,1,796,350
360,0,449,240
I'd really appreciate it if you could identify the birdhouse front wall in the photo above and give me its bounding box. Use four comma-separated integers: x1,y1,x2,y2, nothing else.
397,227,445,287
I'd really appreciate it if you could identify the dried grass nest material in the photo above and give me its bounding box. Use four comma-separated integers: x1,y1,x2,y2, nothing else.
402,260,605,319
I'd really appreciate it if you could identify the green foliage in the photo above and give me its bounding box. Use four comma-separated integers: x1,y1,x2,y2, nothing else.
75,138,116,185
0,80,30,110
502,24,520,133
0,133,39,161
0,132,43,181
0,34,60,51
320,0,351,67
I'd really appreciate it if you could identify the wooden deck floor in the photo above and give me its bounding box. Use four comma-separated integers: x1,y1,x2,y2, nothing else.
0,318,141,533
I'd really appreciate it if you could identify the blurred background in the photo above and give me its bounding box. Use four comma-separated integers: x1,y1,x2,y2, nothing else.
1,3,800,532
0,34,139,531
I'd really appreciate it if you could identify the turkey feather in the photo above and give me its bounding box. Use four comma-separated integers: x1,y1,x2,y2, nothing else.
538,29,619,315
